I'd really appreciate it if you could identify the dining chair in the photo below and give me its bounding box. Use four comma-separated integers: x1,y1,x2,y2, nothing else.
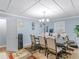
39,36,51,56
46,37,62,59
30,34,36,50
39,36,46,48
30,34,41,52
56,33,72,58
60,33,74,52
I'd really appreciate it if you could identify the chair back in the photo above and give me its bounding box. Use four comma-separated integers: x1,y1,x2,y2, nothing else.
30,34,35,44
39,36,46,48
47,37,56,51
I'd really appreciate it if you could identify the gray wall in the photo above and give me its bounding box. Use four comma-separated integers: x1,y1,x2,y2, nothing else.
7,17,18,51
17,18,43,47
0,19,6,45
0,16,43,50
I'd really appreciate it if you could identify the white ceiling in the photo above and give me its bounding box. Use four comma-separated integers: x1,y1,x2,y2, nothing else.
0,0,79,20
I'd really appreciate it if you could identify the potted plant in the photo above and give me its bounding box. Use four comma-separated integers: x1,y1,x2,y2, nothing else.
74,25,79,37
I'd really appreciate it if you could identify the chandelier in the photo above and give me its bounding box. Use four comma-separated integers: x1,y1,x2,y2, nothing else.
38,11,50,23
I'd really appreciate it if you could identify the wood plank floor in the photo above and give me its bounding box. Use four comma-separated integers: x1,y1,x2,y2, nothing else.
30,49,79,59
66,49,79,59
0,48,79,59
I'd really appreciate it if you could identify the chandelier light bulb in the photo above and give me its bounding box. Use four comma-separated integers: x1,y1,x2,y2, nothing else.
39,19,42,22
42,19,45,22
46,18,50,22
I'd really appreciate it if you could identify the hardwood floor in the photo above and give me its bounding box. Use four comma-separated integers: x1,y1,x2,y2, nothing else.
66,49,79,59
32,50,56,59
0,48,79,59
24,48,79,59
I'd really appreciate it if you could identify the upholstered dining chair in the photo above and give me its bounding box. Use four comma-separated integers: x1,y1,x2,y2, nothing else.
46,37,62,59
60,32,74,52
30,34,36,50
30,34,41,52
56,33,72,58
39,36,46,48
38,36,46,53
39,36,51,56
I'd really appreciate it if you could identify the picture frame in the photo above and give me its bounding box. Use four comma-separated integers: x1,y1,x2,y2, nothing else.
32,22,35,30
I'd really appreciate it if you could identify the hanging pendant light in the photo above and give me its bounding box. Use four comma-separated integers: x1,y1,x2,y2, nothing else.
38,11,50,23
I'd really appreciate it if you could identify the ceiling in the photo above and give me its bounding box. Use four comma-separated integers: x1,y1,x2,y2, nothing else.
0,0,79,20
